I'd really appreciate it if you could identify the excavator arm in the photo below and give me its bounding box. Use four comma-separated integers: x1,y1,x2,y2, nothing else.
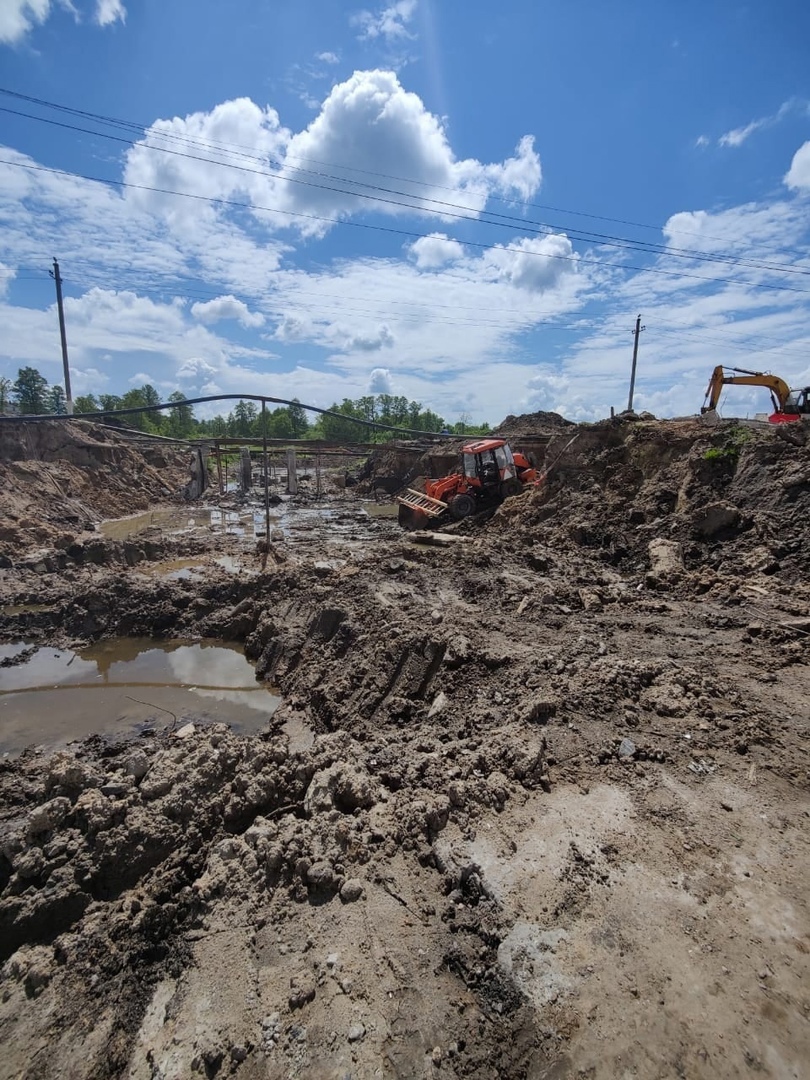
702,365,797,415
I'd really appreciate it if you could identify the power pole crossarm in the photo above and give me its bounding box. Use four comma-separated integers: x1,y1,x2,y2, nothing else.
627,314,646,412
49,258,73,415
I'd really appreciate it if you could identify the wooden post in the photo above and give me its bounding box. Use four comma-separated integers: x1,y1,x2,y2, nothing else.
315,451,322,496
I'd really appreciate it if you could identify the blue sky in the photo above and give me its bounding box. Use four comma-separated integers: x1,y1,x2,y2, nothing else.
1,0,809,424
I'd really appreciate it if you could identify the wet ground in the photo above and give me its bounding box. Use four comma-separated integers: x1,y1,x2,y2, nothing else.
0,418,808,1080
0,639,281,755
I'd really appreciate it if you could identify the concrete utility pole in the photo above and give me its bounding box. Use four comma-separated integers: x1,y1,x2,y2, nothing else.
49,258,73,414
627,314,645,412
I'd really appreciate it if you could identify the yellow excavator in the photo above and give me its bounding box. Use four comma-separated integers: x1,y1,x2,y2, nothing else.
701,366,810,424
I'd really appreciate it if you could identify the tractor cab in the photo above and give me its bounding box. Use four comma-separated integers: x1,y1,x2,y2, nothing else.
461,439,518,488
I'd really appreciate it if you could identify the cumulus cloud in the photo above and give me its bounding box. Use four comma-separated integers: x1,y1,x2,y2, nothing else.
123,71,541,236
176,357,219,380
368,367,392,393
191,295,265,328
317,50,339,63
346,324,394,352
785,141,810,191
352,0,417,41
95,0,125,26
276,71,542,229
408,232,464,269
486,234,577,292
0,0,51,43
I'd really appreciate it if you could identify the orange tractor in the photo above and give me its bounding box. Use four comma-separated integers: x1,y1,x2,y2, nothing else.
396,438,542,530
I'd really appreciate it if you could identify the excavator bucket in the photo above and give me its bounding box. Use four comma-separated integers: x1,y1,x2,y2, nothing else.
395,488,448,530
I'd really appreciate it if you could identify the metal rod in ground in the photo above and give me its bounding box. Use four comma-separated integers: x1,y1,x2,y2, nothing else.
215,442,224,497
315,451,321,496
262,400,270,557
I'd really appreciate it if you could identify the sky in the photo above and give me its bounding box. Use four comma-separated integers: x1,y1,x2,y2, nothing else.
0,0,809,425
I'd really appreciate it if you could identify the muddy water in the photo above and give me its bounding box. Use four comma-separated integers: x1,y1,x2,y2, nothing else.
0,639,281,755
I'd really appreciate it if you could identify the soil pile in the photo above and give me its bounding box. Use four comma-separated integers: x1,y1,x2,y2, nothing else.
0,412,808,1078
0,421,192,558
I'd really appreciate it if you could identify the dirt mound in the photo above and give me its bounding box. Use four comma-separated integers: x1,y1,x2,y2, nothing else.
0,421,192,558
0,413,808,1078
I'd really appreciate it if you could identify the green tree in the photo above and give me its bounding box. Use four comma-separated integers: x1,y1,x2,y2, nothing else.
166,391,195,438
288,399,309,438
46,385,67,414
0,376,12,414
74,394,99,414
13,366,49,414
230,400,258,437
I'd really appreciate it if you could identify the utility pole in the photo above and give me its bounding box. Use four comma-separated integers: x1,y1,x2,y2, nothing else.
627,314,645,412
49,258,73,414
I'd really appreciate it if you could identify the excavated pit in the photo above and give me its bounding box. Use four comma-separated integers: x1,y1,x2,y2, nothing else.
0,415,808,1080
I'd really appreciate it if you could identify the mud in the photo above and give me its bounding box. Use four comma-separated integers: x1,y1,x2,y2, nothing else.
0,415,808,1079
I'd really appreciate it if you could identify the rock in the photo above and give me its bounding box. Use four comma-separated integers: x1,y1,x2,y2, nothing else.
289,984,316,1011
26,797,71,837
432,1046,443,1065
347,1022,366,1043
617,738,636,759
174,722,196,740
428,692,450,719
340,878,364,903
306,862,336,891
124,751,150,781
524,699,557,724
230,1044,249,1063
693,502,741,538
648,538,684,578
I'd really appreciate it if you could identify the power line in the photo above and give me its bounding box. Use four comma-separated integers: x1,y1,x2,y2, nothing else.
3,156,809,296
4,84,808,260
3,102,810,282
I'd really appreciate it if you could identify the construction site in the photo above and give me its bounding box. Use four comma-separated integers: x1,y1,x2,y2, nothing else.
0,402,807,1080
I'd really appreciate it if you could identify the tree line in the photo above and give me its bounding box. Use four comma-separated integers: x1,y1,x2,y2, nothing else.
0,366,490,442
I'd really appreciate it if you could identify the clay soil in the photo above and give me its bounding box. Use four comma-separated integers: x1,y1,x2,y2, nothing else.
0,416,808,1080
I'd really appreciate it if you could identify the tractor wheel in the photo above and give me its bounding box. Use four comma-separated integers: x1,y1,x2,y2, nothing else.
449,493,477,520
500,477,523,500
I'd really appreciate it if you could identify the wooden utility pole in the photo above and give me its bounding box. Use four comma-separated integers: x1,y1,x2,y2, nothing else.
627,314,645,412
49,258,73,414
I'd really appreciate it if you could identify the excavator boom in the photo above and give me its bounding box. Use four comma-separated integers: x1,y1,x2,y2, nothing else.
702,365,801,419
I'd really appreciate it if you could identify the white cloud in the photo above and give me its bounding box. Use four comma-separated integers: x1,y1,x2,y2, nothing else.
317,51,339,64
123,71,541,240
176,357,218,381
346,324,394,352
719,119,766,148
485,234,578,292
352,0,417,42
785,141,810,191
368,367,392,393
0,0,50,43
718,99,799,148
274,70,542,232
695,135,710,149
129,371,155,385
191,295,265,328
0,0,125,42
95,0,124,27
408,232,464,269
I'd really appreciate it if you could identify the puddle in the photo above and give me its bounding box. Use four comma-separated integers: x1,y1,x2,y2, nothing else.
0,639,282,755
2,604,54,616
362,502,399,519
100,509,203,540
